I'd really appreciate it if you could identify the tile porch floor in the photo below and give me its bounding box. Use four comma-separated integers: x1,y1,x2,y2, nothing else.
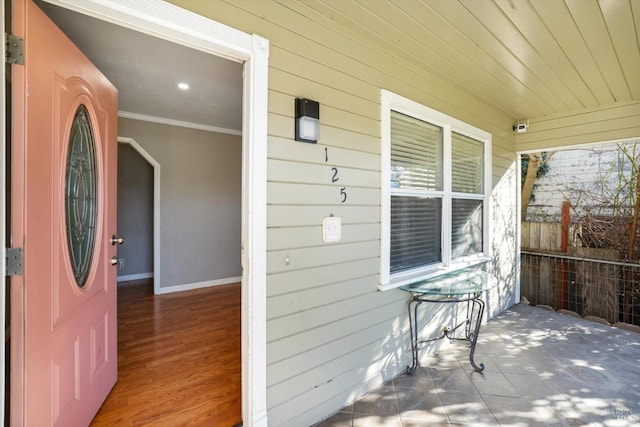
314,304,640,427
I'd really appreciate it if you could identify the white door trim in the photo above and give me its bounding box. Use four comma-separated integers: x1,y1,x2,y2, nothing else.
117,137,161,294
33,1,269,425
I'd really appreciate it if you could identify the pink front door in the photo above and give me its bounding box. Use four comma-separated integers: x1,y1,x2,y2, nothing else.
11,1,119,425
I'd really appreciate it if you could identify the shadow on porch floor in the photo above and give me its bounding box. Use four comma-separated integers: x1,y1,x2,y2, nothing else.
314,304,640,427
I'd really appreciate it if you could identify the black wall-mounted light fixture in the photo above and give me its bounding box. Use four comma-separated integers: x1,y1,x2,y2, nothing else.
295,98,319,143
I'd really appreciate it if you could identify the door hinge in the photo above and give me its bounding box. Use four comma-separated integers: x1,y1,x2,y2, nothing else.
5,33,24,65
6,248,23,276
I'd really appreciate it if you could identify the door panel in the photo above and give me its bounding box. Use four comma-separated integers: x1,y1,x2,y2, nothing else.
11,1,119,425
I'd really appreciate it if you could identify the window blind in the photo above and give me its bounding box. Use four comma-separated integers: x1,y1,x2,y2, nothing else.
452,132,483,194
390,111,443,191
451,198,483,258
390,196,442,273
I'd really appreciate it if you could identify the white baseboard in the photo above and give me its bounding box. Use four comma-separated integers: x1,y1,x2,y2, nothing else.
155,276,242,295
117,272,154,283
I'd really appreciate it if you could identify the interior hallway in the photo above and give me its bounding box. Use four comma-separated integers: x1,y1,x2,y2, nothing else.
90,279,241,426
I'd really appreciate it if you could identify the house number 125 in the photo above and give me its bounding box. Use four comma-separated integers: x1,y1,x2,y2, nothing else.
325,147,347,203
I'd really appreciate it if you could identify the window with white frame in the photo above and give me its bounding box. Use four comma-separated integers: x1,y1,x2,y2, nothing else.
380,90,492,290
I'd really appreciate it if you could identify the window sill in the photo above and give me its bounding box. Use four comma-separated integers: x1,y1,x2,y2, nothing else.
378,256,493,292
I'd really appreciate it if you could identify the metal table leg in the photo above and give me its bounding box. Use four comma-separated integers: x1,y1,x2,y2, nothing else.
407,298,421,375
468,297,485,372
406,293,486,374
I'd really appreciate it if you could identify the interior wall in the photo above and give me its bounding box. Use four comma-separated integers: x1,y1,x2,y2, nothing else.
117,143,154,281
118,117,242,291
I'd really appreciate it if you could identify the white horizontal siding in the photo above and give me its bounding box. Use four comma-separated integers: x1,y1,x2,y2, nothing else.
268,136,380,166
516,102,640,152
526,145,637,222
267,223,380,251
267,290,401,345
267,242,379,274
267,205,380,228
267,275,376,320
266,294,405,366
268,182,379,206
268,258,380,297
268,160,379,188
168,2,519,425
268,333,404,422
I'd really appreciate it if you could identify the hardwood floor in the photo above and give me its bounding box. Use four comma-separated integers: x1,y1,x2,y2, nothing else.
90,280,242,426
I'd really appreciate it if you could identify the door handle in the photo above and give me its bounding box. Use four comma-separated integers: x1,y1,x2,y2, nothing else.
111,256,118,266
111,235,125,245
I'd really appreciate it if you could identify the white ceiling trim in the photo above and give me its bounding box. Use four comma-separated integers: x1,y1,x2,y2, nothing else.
40,0,252,62
118,111,242,136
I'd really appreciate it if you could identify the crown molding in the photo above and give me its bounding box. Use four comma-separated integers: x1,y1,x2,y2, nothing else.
118,111,242,136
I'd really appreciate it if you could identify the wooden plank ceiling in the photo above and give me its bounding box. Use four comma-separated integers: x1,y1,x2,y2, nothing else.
287,0,640,121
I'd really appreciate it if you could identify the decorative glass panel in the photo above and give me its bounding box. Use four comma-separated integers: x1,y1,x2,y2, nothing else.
452,132,483,194
65,104,98,287
390,196,442,273
390,111,443,191
451,198,483,259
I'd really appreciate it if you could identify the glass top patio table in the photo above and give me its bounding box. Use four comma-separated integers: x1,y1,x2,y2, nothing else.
400,269,493,374
399,270,492,297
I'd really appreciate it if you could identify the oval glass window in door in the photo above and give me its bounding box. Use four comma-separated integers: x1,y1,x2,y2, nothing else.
65,104,98,288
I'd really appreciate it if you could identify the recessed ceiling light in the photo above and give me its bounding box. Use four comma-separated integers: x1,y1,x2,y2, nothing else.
177,82,190,90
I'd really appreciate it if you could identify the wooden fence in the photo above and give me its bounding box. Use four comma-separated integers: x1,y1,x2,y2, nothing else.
521,221,623,323
521,221,563,251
